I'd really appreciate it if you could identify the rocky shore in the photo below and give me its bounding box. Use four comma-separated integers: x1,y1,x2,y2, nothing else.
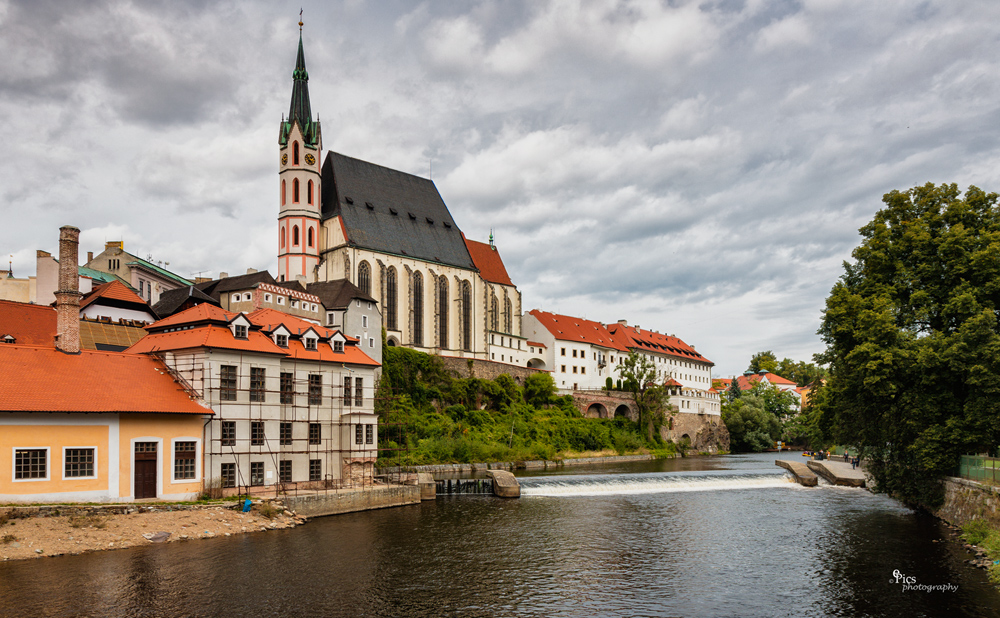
0,501,307,562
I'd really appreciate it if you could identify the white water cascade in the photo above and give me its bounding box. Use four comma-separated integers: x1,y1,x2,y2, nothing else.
519,470,798,497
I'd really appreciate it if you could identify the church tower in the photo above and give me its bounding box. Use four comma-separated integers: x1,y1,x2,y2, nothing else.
278,24,322,283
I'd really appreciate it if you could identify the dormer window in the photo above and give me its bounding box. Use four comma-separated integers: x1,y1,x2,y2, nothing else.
2,335,14,344
291,299,298,309
276,334,288,348
232,293,240,303
333,340,344,353
304,337,317,351
277,296,285,305
234,325,248,339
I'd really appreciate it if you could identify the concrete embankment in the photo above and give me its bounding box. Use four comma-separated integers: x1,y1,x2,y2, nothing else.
775,460,818,486
807,460,866,487
282,485,420,518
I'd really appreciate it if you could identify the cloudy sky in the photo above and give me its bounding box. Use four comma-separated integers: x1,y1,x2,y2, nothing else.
2,0,999,377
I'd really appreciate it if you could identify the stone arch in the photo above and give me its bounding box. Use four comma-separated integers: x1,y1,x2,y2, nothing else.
527,357,546,370
614,404,632,419
586,403,609,419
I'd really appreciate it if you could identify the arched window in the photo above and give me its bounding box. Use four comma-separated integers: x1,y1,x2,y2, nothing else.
280,227,286,249
504,297,512,334
293,225,299,246
293,178,300,203
462,280,472,352
307,179,314,205
293,141,299,165
490,292,499,332
438,276,448,349
358,261,371,295
412,272,423,346
281,179,286,206
386,267,398,331
307,227,314,248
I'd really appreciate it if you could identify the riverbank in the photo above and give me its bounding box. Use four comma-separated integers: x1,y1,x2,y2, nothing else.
0,502,306,562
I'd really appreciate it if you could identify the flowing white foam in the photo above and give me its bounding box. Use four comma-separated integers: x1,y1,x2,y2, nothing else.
520,472,797,497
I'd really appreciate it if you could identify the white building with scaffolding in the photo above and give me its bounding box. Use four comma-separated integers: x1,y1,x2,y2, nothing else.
128,303,380,492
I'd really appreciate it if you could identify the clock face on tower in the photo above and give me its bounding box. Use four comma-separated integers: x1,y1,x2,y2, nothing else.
281,153,288,166
304,153,316,165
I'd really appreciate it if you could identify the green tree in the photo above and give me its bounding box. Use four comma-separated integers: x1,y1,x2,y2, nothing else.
721,392,782,452
747,351,778,374
726,377,743,403
524,372,557,408
617,351,669,441
774,358,827,387
817,183,1000,506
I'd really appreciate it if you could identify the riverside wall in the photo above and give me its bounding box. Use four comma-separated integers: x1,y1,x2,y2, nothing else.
283,485,420,518
379,454,659,476
932,477,1000,528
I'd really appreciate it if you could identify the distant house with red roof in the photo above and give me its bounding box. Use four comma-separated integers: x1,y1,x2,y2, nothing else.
522,312,721,416
722,371,803,408
0,227,212,503
127,301,381,491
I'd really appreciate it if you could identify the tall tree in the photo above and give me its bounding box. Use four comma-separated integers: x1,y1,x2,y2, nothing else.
747,350,778,374
617,351,669,442
818,183,1000,506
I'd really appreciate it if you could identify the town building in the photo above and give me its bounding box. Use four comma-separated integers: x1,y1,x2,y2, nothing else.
0,227,212,503
83,241,191,305
127,303,380,492
274,31,522,362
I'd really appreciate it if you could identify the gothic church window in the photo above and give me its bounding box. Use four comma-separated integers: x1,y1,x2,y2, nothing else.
293,178,300,203
412,271,424,346
358,261,371,295
504,297,512,334
461,280,472,352
307,227,314,248
438,275,448,349
490,292,499,332
386,267,398,331
293,226,299,246
293,141,299,165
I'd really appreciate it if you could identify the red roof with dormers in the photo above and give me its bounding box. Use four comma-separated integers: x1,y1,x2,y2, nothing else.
732,372,796,391
0,345,211,414
605,323,712,365
0,299,55,346
465,238,514,286
80,280,149,311
126,304,378,366
527,310,629,351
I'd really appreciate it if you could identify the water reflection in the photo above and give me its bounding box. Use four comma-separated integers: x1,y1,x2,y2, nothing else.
1,453,998,617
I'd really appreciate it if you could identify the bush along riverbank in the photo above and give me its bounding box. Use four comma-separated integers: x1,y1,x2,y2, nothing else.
376,346,677,467
960,519,1000,584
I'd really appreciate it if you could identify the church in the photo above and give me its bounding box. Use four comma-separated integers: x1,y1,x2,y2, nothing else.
276,30,524,362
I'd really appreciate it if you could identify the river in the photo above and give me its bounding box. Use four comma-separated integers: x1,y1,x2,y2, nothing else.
0,452,997,617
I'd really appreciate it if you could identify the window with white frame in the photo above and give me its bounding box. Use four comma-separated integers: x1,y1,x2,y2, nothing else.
232,293,241,303
362,315,368,328
291,299,298,308
14,448,48,480
333,340,344,353
369,337,375,348
264,293,272,303
276,334,288,348
365,424,374,445
64,447,96,479
244,293,252,301
234,324,248,339
277,296,285,305
304,337,317,350
311,303,318,311
173,441,197,480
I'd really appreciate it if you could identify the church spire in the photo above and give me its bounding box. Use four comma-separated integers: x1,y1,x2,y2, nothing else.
280,20,320,148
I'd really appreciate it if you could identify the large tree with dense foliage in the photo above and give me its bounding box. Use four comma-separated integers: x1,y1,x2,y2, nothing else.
617,351,670,441
817,183,1000,506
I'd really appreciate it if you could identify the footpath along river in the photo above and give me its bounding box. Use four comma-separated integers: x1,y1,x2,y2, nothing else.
0,452,998,617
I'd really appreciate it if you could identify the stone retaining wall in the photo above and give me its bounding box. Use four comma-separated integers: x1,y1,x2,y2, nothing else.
438,356,541,383
379,453,660,476
283,485,420,518
661,412,730,453
933,477,1000,528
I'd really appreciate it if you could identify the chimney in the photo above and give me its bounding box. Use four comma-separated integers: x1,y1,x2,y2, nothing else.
219,272,229,279
54,226,82,354
246,268,257,275
87,251,93,263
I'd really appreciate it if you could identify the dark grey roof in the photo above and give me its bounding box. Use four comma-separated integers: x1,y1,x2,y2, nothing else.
195,271,276,299
274,280,308,294
321,152,476,270
152,285,220,318
305,279,377,311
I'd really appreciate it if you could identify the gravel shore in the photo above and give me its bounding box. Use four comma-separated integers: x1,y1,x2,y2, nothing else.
0,503,306,561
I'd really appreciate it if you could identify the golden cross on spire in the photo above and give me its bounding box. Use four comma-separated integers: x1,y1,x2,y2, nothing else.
299,8,303,31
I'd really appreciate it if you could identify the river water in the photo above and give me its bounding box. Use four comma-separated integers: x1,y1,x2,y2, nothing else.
1,452,998,617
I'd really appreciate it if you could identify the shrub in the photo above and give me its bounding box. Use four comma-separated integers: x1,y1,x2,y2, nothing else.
963,519,992,546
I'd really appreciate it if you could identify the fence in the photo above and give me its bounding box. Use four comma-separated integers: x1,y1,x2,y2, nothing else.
958,455,1000,483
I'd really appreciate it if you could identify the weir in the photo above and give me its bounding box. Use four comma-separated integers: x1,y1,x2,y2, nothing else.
518,470,794,497
436,478,495,495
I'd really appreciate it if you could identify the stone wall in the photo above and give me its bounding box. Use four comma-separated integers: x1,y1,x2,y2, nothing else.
572,391,637,420
283,485,420,518
661,412,730,453
438,356,541,384
932,477,1000,528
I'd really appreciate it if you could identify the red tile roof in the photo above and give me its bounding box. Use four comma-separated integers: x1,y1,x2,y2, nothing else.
127,326,287,355
605,324,712,364
80,280,149,310
732,372,796,390
147,303,236,330
247,308,336,339
0,300,55,346
527,340,546,348
0,345,210,414
465,238,514,286
527,310,629,351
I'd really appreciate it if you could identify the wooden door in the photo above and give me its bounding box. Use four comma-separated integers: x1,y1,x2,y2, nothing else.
134,442,158,499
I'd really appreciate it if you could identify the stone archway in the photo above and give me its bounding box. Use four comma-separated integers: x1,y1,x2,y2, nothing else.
586,403,608,418
527,358,546,370
614,404,632,419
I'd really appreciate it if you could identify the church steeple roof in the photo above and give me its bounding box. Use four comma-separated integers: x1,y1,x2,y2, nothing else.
280,30,321,148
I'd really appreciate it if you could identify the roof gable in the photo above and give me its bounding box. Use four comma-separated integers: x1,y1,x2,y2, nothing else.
320,152,475,270
304,279,376,309
465,238,513,286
